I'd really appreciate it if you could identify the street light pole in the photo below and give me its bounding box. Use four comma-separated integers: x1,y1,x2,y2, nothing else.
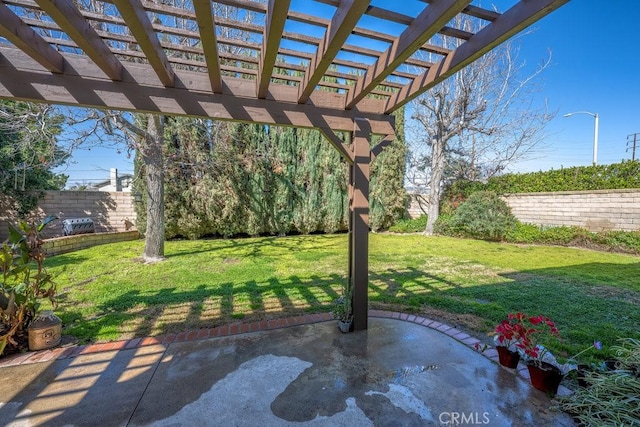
564,111,599,166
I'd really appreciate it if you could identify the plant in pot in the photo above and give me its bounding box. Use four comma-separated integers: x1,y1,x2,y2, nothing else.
517,314,564,395
492,312,528,368
0,216,58,356
333,280,353,333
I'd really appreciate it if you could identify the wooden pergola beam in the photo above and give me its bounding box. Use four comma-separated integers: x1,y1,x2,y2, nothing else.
113,0,175,88
257,0,291,99
346,0,471,109
0,47,395,135
419,0,500,22
370,134,394,160
34,0,122,80
350,118,371,331
385,0,570,113
298,0,370,104
318,127,353,164
193,0,223,94
0,2,64,73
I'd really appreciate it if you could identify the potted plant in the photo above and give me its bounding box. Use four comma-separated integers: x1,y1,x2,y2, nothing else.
333,280,353,333
516,314,564,394
492,312,527,368
1,216,58,356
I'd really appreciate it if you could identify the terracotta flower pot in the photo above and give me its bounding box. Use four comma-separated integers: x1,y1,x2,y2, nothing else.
527,362,564,395
496,346,520,368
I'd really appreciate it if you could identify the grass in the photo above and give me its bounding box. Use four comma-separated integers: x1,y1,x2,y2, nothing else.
44,234,640,363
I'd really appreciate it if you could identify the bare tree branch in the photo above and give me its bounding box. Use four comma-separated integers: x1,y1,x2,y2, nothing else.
409,19,555,235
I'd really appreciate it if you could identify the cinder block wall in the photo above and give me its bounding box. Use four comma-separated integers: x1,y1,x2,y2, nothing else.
504,189,640,232
42,230,140,256
0,191,137,240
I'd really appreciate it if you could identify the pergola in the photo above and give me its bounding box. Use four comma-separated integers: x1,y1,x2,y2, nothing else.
0,0,568,331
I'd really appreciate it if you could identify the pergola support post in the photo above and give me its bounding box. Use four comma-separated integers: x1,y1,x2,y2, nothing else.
349,118,371,331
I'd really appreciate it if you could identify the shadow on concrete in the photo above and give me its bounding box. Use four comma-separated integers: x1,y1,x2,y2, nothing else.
0,319,577,426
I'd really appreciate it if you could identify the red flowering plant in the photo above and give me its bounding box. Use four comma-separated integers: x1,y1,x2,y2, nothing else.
515,314,562,368
486,312,601,374
493,312,528,351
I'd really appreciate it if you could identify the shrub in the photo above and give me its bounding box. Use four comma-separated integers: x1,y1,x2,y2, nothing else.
1,216,57,356
433,214,456,236
538,226,592,245
447,191,517,241
388,215,427,233
486,160,640,193
504,224,640,255
506,222,542,243
592,230,640,254
440,180,487,215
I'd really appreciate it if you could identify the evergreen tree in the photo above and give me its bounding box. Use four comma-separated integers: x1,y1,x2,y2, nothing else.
370,108,408,231
270,126,297,235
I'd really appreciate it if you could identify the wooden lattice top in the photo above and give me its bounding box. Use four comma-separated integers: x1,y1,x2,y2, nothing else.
0,0,568,136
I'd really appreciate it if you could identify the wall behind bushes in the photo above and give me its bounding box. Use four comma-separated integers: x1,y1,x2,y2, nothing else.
0,191,137,241
504,189,640,232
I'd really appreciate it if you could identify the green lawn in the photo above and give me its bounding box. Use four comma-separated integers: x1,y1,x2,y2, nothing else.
45,234,640,363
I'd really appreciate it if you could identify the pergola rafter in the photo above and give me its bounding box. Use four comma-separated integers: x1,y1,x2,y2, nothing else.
0,0,569,331
193,0,223,93
386,0,567,113
258,0,290,99
345,0,470,110
113,0,175,87
0,2,63,72
33,0,123,81
297,0,369,104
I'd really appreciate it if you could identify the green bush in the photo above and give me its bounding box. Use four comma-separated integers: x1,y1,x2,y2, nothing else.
447,191,517,241
441,161,640,201
433,214,455,236
505,222,542,243
538,226,592,245
591,230,640,254
504,224,640,255
388,215,427,233
486,160,640,194
440,180,487,215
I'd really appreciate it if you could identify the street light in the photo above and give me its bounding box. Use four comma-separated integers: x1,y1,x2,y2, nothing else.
564,111,599,166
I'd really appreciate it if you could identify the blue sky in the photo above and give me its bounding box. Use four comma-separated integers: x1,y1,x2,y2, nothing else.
56,0,639,185
511,0,640,171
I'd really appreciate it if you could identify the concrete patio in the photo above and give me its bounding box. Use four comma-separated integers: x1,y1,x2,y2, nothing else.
0,313,575,426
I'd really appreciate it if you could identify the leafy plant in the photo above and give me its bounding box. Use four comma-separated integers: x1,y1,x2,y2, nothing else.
558,338,640,426
515,313,561,367
333,280,352,323
388,215,427,233
505,223,640,255
447,191,517,241
493,313,526,351
433,213,455,236
486,160,640,193
0,215,57,356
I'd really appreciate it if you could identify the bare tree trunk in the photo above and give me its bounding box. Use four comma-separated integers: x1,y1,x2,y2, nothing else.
425,134,445,235
142,115,165,262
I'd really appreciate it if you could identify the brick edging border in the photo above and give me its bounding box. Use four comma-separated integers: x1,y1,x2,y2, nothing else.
0,310,570,395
